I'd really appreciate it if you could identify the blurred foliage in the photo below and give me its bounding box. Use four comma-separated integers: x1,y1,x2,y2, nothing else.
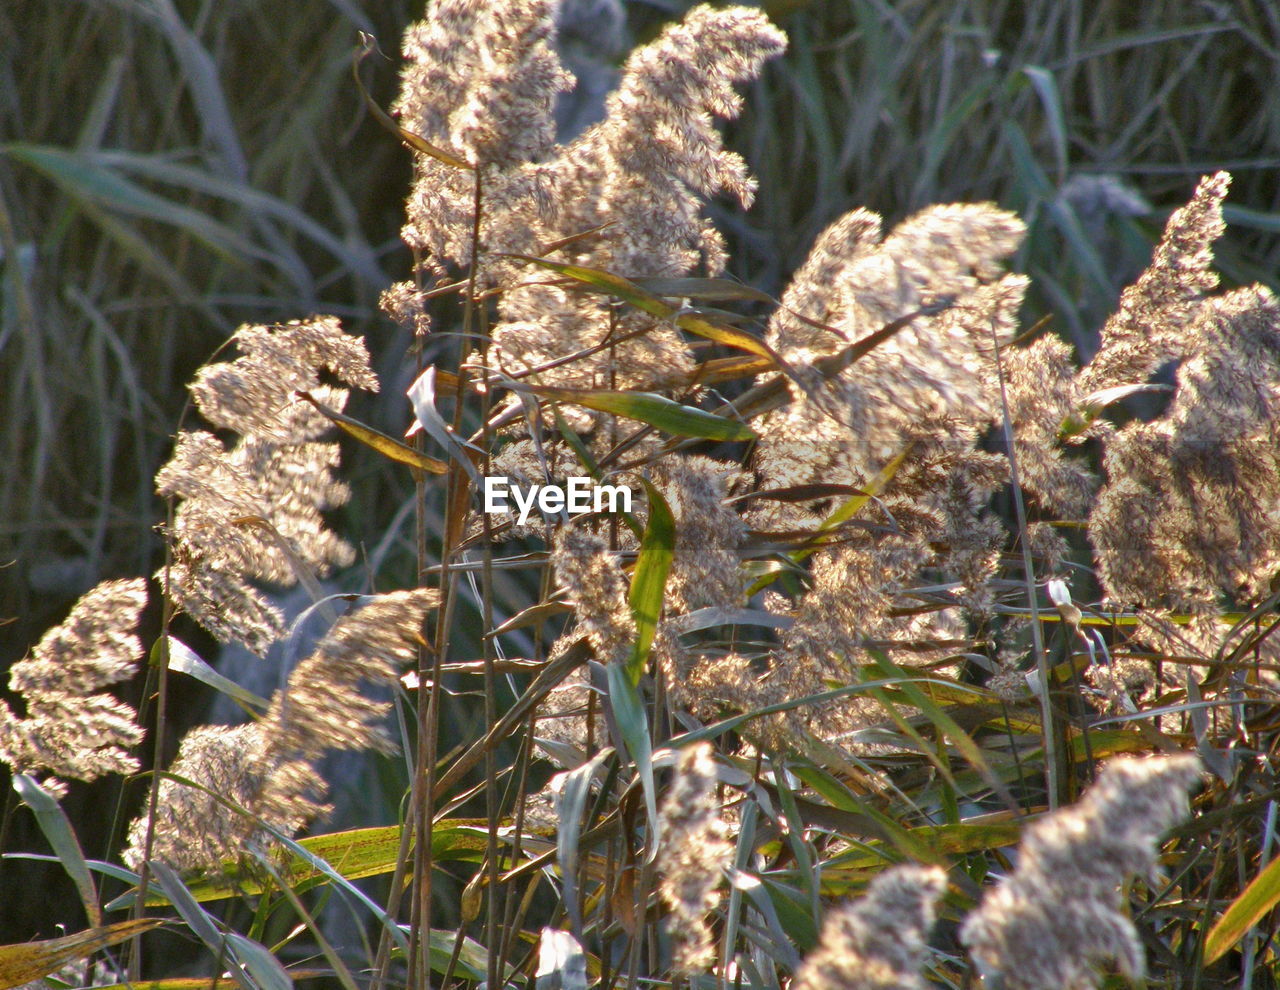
5,0,1279,640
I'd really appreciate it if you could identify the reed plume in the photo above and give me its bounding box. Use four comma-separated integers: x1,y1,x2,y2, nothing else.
0,578,147,789
657,741,733,974
792,864,947,990
961,755,1202,989
125,590,435,873
156,317,377,655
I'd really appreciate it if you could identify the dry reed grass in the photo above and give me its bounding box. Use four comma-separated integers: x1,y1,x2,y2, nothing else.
3,2,1280,987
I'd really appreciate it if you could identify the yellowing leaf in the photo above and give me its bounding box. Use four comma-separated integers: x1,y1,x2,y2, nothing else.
1205,854,1280,964
0,920,161,990
353,34,471,170
297,390,447,475
120,822,489,907
506,254,782,363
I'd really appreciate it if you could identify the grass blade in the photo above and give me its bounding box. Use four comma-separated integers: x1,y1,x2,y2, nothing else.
506,254,782,363
160,636,268,711
13,775,101,928
604,662,659,860
2,144,260,263
627,480,675,685
0,920,162,990
149,861,257,990
517,383,755,442
353,34,471,170
297,389,447,475
1205,852,1280,964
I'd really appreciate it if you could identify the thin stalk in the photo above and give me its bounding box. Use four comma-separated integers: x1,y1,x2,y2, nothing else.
0,788,17,892
407,432,434,990
371,245,433,990
128,500,178,979
988,317,1059,810
470,166,504,988
496,714,537,967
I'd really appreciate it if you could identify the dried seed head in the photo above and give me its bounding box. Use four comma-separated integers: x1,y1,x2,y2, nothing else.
1092,284,1280,609
658,742,733,974
1077,172,1229,398
396,0,572,168
552,528,634,666
128,591,436,874
380,280,433,338
122,724,269,873
650,455,746,613
792,864,948,990
961,755,1202,990
157,321,376,655
0,579,147,784
757,204,1025,490
1001,334,1099,517
191,317,377,443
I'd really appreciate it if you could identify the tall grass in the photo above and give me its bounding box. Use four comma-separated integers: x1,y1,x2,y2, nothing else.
3,1,1280,988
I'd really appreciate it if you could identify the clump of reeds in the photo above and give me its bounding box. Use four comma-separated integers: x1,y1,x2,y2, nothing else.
5,2,1278,987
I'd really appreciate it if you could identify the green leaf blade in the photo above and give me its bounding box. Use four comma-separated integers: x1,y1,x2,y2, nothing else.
527,385,755,442
627,480,675,685
1205,853,1280,964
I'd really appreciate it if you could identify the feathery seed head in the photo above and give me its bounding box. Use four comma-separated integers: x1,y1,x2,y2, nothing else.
960,755,1202,990
657,742,733,974
552,528,634,666
157,320,376,655
128,590,436,874
0,579,147,784
1077,171,1229,399
792,864,947,990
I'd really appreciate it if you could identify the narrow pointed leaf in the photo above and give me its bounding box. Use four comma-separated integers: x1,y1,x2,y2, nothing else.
2,144,258,262
632,276,777,304
535,929,588,990
507,255,781,362
552,750,614,937
297,389,447,474
353,35,471,170
605,662,659,861
160,636,268,710
405,367,482,482
150,862,256,990
1205,854,1280,964
627,480,675,685
817,446,911,535
13,776,101,928
518,383,755,441
865,654,1018,811
747,447,911,595
89,150,385,286
0,920,162,990
120,822,489,907
686,353,776,387
1,853,139,888
540,221,616,255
